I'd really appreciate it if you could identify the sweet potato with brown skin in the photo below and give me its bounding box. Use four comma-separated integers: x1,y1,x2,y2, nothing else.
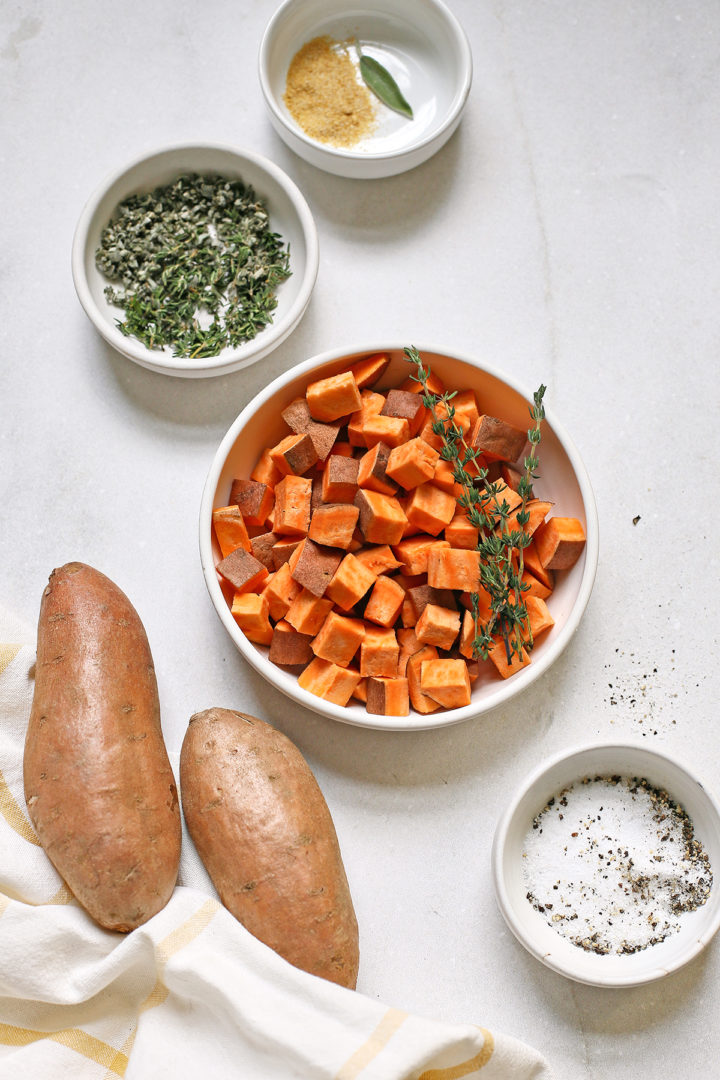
24,562,181,932
180,708,359,988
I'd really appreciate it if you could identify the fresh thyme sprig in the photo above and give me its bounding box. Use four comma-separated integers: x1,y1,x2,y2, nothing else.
95,173,291,358
404,345,546,670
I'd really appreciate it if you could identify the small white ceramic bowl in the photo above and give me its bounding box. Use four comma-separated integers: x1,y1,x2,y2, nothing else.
259,0,472,178
199,343,598,731
71,143,319,378
492,742,720,987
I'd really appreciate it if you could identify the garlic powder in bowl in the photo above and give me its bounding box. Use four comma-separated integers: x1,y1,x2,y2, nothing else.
492,743,720,986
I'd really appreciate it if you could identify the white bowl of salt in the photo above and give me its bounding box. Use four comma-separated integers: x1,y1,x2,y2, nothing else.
492,742,720,987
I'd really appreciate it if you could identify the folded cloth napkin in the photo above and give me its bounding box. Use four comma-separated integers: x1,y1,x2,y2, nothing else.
0,606,554,1080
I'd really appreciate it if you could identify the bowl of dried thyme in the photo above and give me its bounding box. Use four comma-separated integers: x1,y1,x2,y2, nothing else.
259,0,472,179
492,742,720,986
72,143,319,377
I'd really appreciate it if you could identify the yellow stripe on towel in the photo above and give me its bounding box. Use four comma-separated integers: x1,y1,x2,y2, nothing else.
417,1028,495,1078
0,1022,128,1076
0,644,22,676
104,897,221,1079
334,1008,409,1079
0,770,40,846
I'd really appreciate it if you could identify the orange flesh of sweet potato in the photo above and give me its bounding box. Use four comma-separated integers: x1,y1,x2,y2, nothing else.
24,562,181,932
533,516,586,570
218,367,581,716
420,658,472,708
212,505,252,558
306,371,363,422
180,708,359,988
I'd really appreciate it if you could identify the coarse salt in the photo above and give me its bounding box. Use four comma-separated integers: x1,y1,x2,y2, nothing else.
522,776,712,955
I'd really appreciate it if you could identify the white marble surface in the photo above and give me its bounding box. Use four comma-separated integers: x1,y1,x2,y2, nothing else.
2,1,719,1076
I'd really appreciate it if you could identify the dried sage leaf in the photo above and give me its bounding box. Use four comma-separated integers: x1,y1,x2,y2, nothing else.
357,46,413,119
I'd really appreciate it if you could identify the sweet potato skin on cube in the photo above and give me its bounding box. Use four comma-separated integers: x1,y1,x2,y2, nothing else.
180,708,359,988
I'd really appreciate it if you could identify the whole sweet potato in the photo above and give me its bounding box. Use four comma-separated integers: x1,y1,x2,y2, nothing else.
180,707,359,988
24,562,181,931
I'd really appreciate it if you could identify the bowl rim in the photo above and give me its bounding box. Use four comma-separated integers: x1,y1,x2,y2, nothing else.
199,340,600,731
491,740,720,987
257,0,473,163
70,141,319,377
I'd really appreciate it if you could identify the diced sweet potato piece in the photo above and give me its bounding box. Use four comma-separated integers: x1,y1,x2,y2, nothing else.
432,458,463,497
261,562,302,622
386,438,440,490
321,456,359,503
281,397,341,462
483,480,524,527
522,539,554,589
284,588,333,636
470,415,527,463
450,389,480,427
524,595,555,638
362,414,410,450
406,646,441,713
359,626,399,678
487,636,532,679
250,530,279,570
520,569,553,601
269,433,319,476
290,537,344,598
353,545,402,576
308,503,360,550
503,499,554,539
500,462,524,493
366,677,409,717
399,369,445,395
354,489,408,546
458,609,477,659
250,448,283,487
363,575,405,628
352,677,368,703
325,552,377,611
268,619,314,669
312,611,365,667
415,603,461,650
271,536,302,570
306,371,362,422
274,474,312,536
230,592,273,645
396,627,422,676
356,441,398,496
392,536,450,576
427,547,481,593
444,510,478,550
404,483,456,536
212,504,252,558
348,390,385,447
407,584,457,620
419,407,471,453
229,478,274,527
350,352,391,388
298,658,361,706
420,659,471,709
217,548,268,594
380,389,425,437
533,516,586,570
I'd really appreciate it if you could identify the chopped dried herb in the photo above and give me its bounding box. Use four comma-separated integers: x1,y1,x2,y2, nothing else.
95,173,291,359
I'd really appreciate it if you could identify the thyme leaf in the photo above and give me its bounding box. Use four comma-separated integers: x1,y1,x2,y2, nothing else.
95,174,291,358
404,345,546,671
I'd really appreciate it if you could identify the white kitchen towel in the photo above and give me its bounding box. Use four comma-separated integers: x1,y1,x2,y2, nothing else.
0,609,554,1080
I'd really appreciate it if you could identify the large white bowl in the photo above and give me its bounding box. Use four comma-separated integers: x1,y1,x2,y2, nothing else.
199,343,599,731
259,0,472,178
71,143,319,378
492,742,720,987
